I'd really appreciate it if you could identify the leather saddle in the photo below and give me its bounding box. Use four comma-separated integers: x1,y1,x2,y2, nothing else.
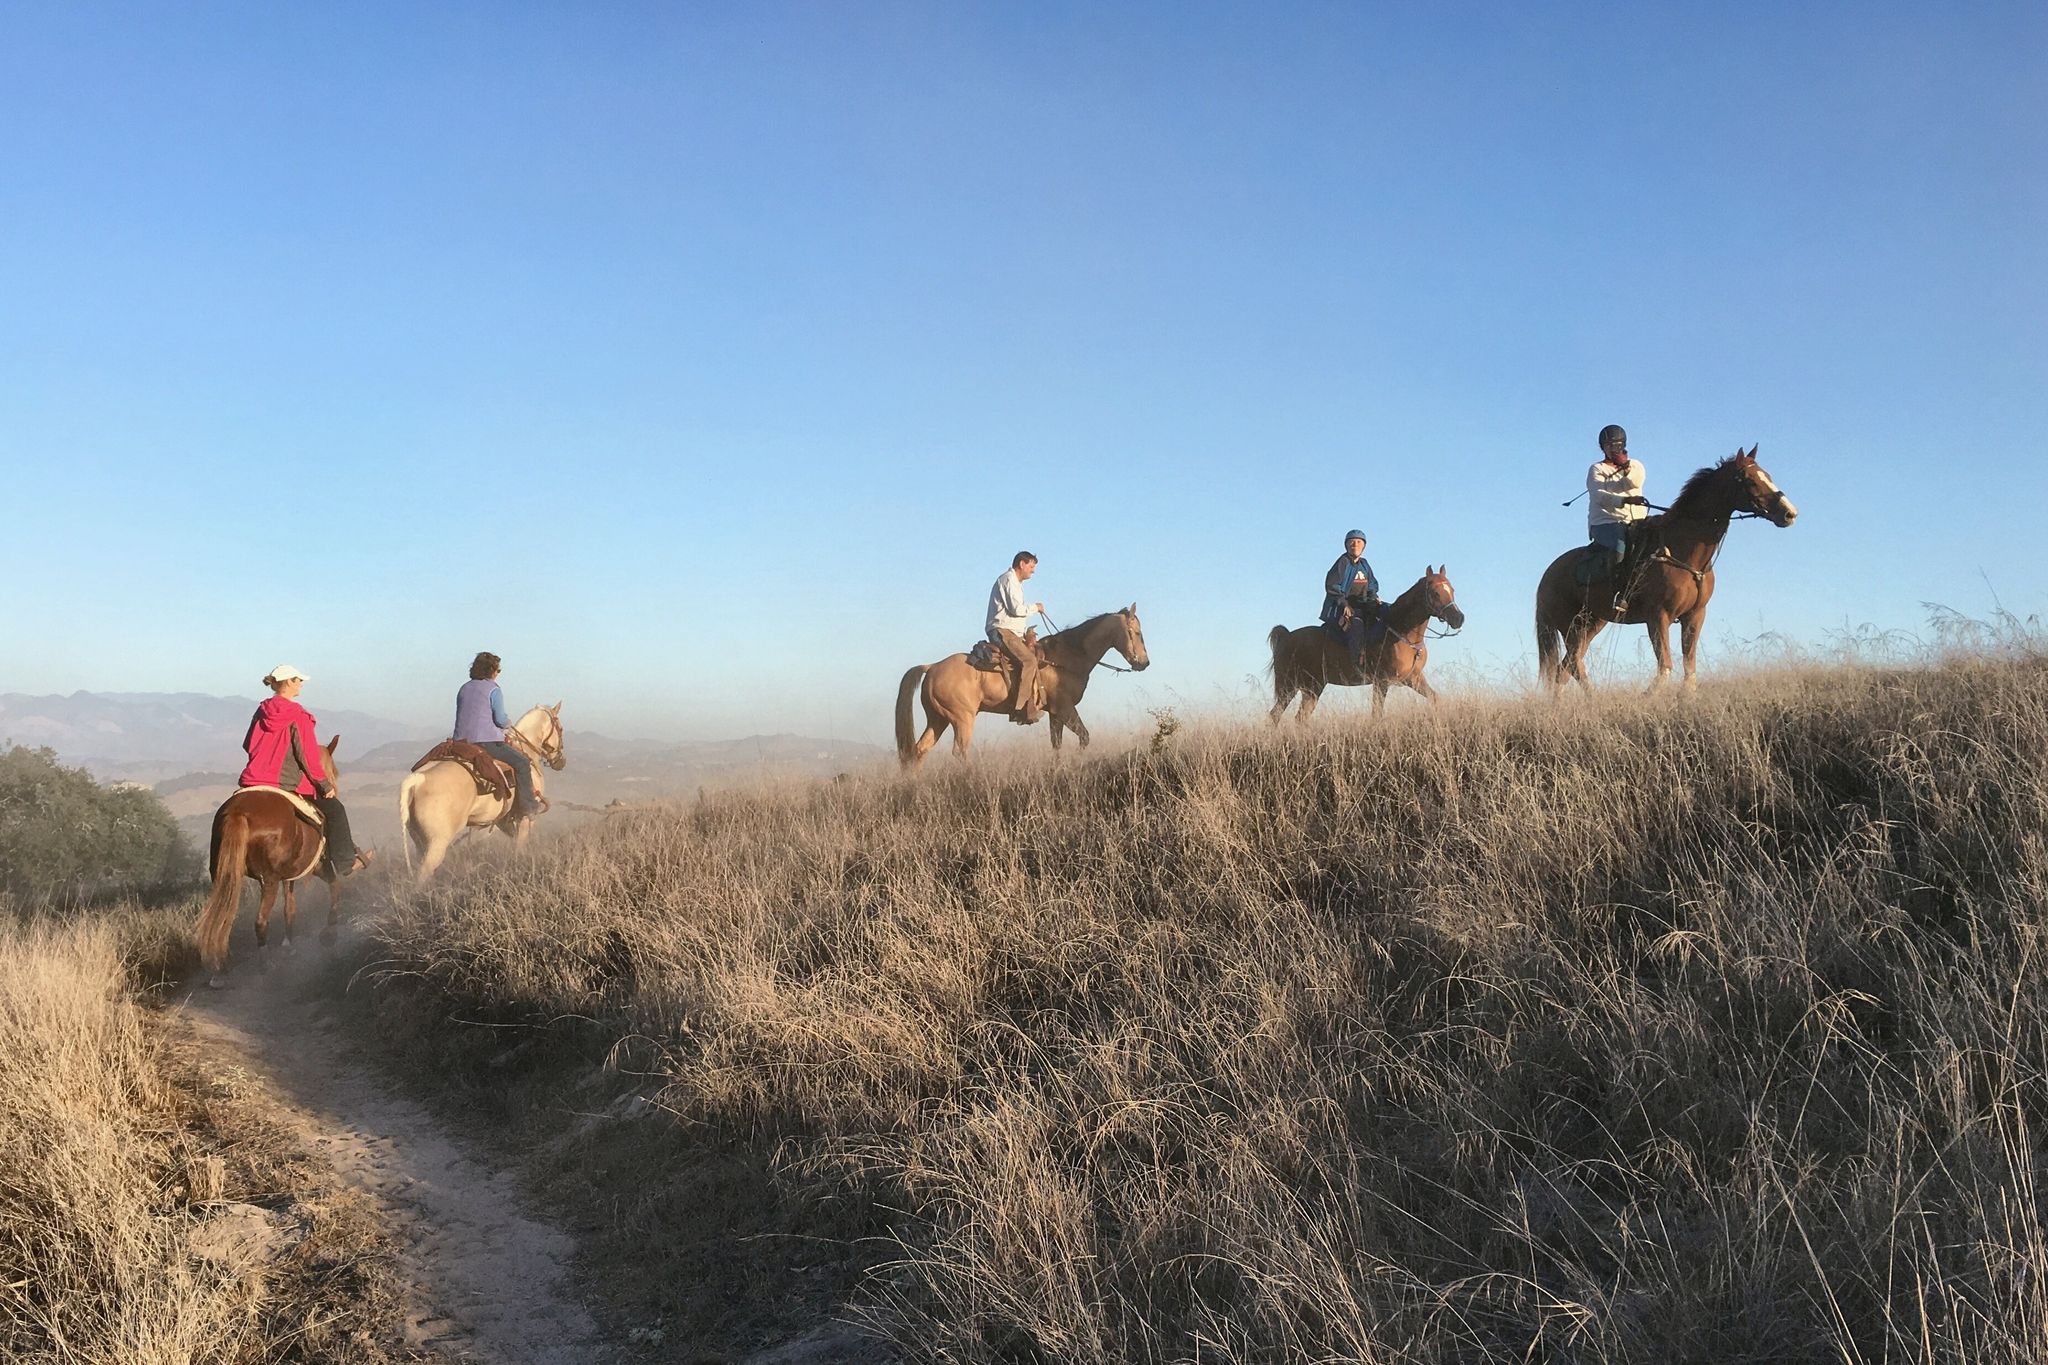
412,740,516,802
969,627,1044,674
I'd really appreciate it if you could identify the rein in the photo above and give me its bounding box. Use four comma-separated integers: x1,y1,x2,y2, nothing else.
507,712,566,771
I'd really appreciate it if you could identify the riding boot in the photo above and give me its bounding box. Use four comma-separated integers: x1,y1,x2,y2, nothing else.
315,796,360,875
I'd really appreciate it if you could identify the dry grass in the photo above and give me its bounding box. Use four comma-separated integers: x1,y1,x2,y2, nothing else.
372,651,2048,1363
0,903,413,1364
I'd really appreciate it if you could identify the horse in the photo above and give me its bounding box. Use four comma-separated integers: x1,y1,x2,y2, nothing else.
1536,447,1798,693
195,736,351,986
397,704,566,883
895,606,1150,769
1267,567,1466,724
396,704,565,883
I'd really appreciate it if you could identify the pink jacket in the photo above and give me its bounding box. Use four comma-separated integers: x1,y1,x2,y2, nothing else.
239,697,329,797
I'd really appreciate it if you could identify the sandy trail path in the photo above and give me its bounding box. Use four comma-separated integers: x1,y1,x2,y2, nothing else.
179,904,608,1365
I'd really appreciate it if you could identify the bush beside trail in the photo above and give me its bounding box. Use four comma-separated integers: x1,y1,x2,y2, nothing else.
0,745,199,904
373,654,2048,1363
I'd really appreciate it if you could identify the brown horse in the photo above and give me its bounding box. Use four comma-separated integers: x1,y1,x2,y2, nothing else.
1536,447,1798,693
196,737,349,985
896,605,1150,769
1268,567,1465,723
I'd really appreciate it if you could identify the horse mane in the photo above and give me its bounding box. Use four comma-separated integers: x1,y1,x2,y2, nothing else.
1041,612,1119,660
1666,456,1742,518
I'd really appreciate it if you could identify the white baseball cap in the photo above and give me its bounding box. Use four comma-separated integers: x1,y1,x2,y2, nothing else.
266,664,308,684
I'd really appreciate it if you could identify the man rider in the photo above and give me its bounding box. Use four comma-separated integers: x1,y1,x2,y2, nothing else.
453,651,538,820
1321,529,1380,663
1587,424,1649,611
986,551,1047,723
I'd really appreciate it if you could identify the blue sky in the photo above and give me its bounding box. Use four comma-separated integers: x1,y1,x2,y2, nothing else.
3,2,2043,745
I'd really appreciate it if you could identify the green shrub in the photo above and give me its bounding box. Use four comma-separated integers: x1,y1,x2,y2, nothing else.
0,746,199,905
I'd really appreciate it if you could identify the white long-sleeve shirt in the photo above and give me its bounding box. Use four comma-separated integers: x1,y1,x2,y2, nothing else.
986,569,1037,636
1587,458,1647,529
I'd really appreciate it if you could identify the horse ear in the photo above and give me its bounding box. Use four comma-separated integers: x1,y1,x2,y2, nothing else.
1127,602,1137,615
1746,444,1758,460
550,701,562,715
326,735,340,754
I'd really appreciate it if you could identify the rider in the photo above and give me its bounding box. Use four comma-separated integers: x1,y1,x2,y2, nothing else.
1320,529,1381,662
238,665,370,875
986,551,1047,723
453,651,537,820
1587,423,1650,611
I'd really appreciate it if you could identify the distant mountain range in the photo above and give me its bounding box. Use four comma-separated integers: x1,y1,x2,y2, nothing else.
0,691,887,848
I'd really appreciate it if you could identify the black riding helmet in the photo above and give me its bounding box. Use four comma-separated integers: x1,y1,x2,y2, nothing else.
1598,424,1627,451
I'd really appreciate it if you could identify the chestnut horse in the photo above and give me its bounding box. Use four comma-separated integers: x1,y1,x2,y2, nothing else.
1268,567,1465,723
398,704,566,883
1536,447,1798,693
896,606,1150,769
196,736,347,985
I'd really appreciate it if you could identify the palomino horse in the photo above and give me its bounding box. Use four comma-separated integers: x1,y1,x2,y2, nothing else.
398,704,566,882
1536,447,1798,693
196,736,350,986
896,606,1150,769
1268,567,1466,723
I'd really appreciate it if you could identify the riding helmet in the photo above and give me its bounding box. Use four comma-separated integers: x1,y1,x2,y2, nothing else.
1598,424,1627,450
1344,528,1366,544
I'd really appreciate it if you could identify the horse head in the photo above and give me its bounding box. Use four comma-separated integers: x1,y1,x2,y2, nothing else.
1424,567,1466,630
516,703,568,770
1117,604,1151,671
1731,446,1799,527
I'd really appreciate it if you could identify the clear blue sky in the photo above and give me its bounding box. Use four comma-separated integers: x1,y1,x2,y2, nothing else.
4,2,2043,745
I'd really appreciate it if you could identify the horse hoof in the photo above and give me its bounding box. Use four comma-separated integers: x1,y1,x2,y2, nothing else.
206,974,226,990
282,938,296,955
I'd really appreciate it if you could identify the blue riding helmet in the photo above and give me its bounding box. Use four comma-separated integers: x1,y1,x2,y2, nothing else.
1344,528,1366,544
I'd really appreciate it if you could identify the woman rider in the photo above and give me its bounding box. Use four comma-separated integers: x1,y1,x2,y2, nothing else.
453,651,537,820
1320,528,1381,663
239,664,371,875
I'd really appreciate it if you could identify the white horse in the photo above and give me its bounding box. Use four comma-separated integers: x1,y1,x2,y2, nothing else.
398,703,566,882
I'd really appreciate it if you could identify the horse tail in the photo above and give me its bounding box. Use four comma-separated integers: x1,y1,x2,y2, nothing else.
398,771,422,876
197,808,250,973
1536,598,1562,687
895,665,929,766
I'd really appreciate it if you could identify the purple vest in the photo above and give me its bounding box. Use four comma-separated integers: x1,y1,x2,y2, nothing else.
453,678,504,743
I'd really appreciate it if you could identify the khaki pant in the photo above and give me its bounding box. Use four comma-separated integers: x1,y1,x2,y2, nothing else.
991,628,1040,716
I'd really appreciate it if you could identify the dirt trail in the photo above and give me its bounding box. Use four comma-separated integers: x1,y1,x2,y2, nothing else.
179,906,608,1365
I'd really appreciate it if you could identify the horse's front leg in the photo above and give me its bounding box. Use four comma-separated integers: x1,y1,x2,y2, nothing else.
320,871,342,947
1409,673,1441,703
1645,611,1677,692
1371,681,1391,716
1048,714,1064,752
1065,710,1090,750
1679,608,1706,692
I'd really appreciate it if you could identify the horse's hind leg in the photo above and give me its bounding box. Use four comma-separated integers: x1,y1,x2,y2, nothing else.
280,879,298,952
253,881,279,970
1296,684,1324,724
950,713,976,760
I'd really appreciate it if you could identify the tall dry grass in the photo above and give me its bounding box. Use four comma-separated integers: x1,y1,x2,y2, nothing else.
376,652,2048,1362
0,905,406,1364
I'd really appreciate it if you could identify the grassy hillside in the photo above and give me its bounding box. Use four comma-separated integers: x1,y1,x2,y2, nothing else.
370,652,2048,1362
0,905,407,1364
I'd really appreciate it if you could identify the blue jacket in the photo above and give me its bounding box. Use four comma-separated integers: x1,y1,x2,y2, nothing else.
1321,553,1379,624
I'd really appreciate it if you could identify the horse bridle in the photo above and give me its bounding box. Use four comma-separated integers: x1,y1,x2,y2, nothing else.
1036,611,1139,673
507,710,567,771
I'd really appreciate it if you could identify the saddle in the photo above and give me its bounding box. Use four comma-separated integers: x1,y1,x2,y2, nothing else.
229,785,324,828
1323,599,1390,645
412,740,517,802
1577,520,1658,588
968,628,1044,674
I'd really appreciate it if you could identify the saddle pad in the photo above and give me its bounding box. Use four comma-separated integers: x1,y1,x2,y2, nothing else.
230,785,323,827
